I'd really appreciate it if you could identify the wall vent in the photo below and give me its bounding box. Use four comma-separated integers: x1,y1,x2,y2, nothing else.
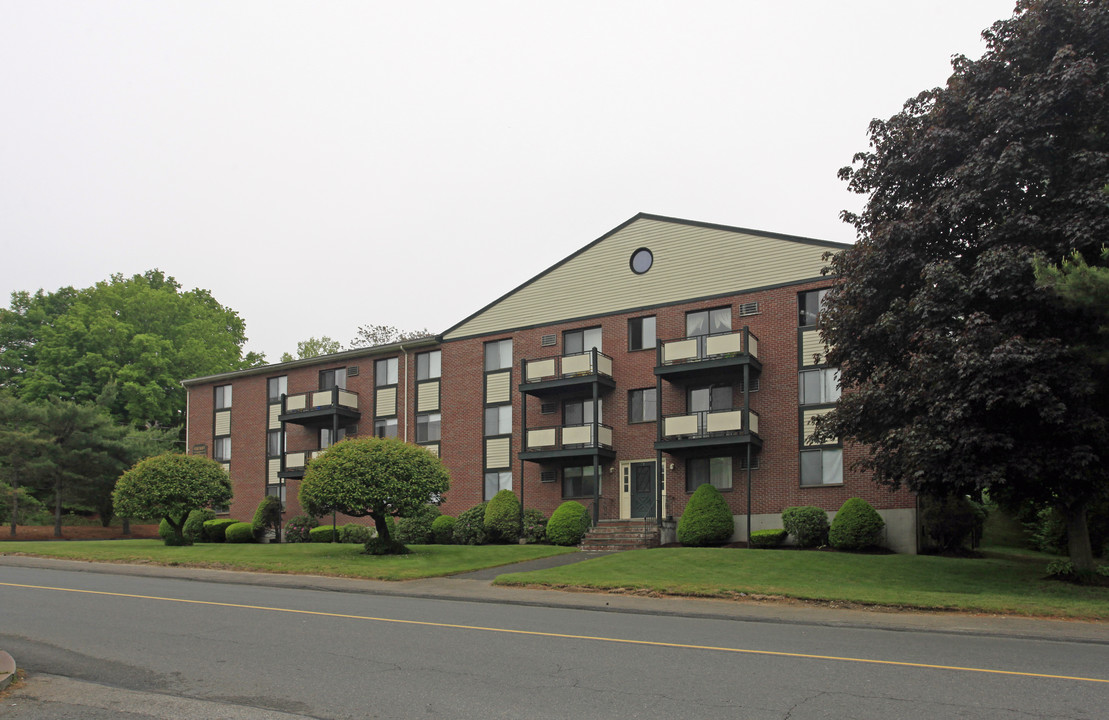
540,402,557,414
540,471,557,483
541,334,557,347
737,302,759,316
347,366,360,376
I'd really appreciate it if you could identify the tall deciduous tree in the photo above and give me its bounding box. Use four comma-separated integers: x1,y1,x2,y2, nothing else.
0,270,263,431
280,336,343,362
348,324,432,349
299,436,449,553
817,0,1109,572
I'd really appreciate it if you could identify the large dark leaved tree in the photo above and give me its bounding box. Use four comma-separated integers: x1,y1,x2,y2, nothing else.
817,0,1109,572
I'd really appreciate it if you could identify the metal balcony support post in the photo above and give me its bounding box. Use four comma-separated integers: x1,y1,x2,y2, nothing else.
656,344,664,528
744,360,752,544
591,347,600,526
520,356,527,533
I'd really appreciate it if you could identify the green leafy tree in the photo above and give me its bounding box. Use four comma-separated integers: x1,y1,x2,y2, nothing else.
1,270,263,431
280,336,343,362
0,392,52,535
298,437,450,554
817,0,1109,572
113,453,233,545
348,324,432,349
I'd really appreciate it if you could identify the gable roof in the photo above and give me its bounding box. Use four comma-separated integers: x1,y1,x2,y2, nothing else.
441,213,848,341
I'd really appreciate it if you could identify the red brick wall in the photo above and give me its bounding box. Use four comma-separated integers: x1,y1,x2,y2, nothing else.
186,279,914,527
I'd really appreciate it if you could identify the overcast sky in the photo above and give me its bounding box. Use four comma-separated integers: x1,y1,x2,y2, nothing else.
1,1,1018,361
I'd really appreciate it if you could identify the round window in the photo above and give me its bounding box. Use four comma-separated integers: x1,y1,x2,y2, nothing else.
630,247,653,275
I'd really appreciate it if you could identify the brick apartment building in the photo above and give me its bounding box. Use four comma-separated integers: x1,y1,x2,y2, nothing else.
182,214,918,552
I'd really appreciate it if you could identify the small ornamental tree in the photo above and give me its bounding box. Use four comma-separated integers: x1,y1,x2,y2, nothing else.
298,437,450,555
113,453,232,546
252,495,283,539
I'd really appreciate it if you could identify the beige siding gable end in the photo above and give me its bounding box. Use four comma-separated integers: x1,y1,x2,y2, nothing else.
444,217,836,340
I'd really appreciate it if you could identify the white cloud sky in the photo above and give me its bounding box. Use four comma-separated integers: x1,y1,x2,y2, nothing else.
0,1,1017,361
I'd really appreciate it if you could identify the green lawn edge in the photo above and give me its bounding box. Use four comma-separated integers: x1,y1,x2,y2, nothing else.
494,546,1109,620
0,541,577,581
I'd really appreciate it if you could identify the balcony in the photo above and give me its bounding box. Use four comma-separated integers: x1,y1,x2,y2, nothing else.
277,450,325,479
654,409,761,453
654,328,761,384
278,387,361,428
519,349,616,397
519,422,616,462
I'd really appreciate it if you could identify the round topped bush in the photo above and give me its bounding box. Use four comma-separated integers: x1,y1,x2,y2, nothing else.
546,501,590,546
431,515,456,544
453,502,489,545
829,498,885,550
225,521,256,543
677,484,734,546
782,505,829,548
485,490,522,543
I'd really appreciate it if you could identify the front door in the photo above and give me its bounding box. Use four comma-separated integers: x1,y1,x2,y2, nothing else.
630,462,655,519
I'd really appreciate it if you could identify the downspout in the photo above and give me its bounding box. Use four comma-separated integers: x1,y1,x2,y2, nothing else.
400,343,409,443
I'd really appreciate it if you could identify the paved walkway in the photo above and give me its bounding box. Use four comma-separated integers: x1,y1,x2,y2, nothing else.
1,554,1107,645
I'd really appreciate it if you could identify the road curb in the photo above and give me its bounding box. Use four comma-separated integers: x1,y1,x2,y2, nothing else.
0,650,15,692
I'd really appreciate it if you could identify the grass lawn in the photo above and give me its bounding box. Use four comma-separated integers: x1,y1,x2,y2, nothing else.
0,540,577,581
496,545,1109,620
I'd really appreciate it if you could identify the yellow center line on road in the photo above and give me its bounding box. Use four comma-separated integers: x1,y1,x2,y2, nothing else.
3,581,1106,684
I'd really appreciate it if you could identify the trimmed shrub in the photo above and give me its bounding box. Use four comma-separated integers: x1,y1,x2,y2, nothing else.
920,494,987,553
546,501,591,546
677,484,734,547
749,529,787,549
829,498,885,550
284,514,319,543
782,505,829,548
395,503,442,545
431,515,457,544
225,521,256,543
309,526,338,543
183,508,216,543
252,496,283,539
484,490,522,543
453,502,489,545
157,518,182,546
521,508,547,544
203,518,239,543
339,523,373,544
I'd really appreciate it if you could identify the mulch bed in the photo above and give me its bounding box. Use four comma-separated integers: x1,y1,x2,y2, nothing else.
0,525,160,541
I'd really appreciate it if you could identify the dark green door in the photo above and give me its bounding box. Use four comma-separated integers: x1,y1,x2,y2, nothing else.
630,462,655,519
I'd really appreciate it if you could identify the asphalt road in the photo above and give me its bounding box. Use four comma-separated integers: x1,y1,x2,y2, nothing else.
1,563,1107,719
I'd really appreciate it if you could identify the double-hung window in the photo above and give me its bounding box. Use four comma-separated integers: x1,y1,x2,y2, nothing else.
214,385,232,410
564,398,602,426
417,413,441,443
686,457,732,492
374,418,397,438
266,376,287,403
801,448,843,486
562,466,598,498
320,426,346,449
629,388,657,423
416,350,441,381
484,339,512,371
484,405,512,436
564,327,602,354
320,368,346,390
375,358,398,387
799,289,829,327
628,316,656,351
799,368,840,405
484,471,512,499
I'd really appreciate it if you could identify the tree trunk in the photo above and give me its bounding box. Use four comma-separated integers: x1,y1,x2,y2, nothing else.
1064,501,1095,573
122,517,131,536
372,512,392,544
53,476,63,538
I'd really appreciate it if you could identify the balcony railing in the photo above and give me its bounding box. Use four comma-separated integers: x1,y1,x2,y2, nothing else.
660,409,759,440
282,387,359,414
659,329,759,366
283,449,325,471
525,423,614,452
524,349,614,383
